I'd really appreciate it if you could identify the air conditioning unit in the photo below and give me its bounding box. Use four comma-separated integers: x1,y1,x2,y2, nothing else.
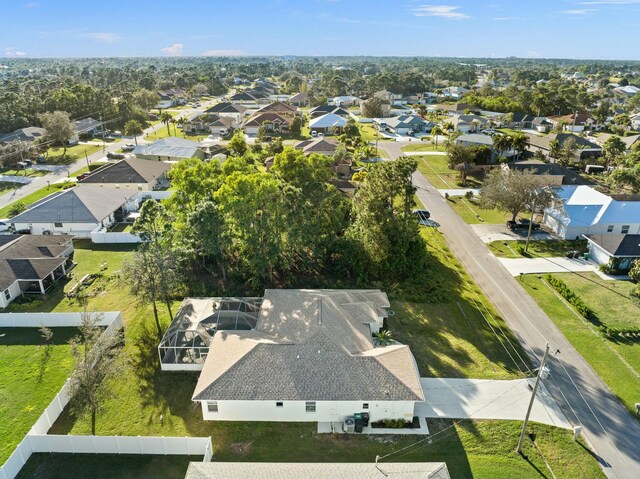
343,416,355,433
42,230,52,235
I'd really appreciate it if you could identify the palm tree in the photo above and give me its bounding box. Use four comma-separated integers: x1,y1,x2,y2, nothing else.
358,145,376,160
170,118,177,136
124,119,143,146
416,104,427,118
511,133,530,160
549,139,561,160
431,125,443,148
159,111,172,136
375,330,393,346
493,134,514,161
176,116,188,138
442,121,455,135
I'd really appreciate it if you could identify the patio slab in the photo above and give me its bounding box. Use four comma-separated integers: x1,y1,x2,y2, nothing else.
317,416,429,435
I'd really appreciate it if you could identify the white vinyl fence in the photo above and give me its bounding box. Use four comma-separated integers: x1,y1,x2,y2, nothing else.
90,231,142,244
0,312,212,479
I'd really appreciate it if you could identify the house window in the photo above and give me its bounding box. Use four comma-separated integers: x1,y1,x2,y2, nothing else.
276,402,283,408
362,403,369,410
305,402,316,413
54,222,63,228
621,225,630,234
207,401,218,412
4,289,10,300
607,225,614,233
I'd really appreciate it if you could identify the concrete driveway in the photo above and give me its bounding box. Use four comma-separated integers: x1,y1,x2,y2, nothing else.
417,378,571,429
470,223,555,244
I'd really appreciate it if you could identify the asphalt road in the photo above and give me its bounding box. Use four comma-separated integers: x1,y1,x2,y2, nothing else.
381,141,640,479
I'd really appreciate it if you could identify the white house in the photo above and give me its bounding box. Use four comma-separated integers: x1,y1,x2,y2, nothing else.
631,113,640,132
203,103,248,127
309,113,347,135
543,185,640,239
176,289,423,425
0,234,74,307
9,185,138,238
133,137,205,162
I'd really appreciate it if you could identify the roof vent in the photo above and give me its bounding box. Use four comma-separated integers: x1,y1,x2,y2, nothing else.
296,355,300,359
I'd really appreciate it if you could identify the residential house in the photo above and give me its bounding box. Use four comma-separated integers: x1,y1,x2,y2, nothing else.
0,234,75,308
309,113,347,135
203,103,248,127
329,178,357,196
244,113,292,136
294,137,339,157
384,115,431,135
184,462,450,479
526,133,602,162
547,112,603,133
256,101,298,118
309,105,350,119
9,185,138,238
532,117,553,133
543,185,640,239
229,91,260,106
330,95,360,107
183,114,235,135
78,158,170,191
454,133,494,148
133,137,205,162
441,86,469,100
504,160,586,186
374,90,404,105
438,103,474,115
613,85,639,97
185,289,424,424
289,92,309,107
583,234,640,272
594,133,640,151
630,113,640,131
448,114,489,133
0,127,47,145
506,112,534,129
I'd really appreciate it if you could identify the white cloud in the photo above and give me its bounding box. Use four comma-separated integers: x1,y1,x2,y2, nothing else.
580,0,640,4
161,43,183,56
202,49,245,57
413,5,469,19
527,50,542,58
5,48,26,57
24,2,39,8
80,32,122,43
562,8,596,14
493,16,517,20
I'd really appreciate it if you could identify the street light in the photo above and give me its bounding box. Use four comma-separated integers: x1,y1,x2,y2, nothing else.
525,186,553,252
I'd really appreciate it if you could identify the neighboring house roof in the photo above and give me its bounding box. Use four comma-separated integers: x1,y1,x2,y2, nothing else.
450,114,488,127
309,106,350,117
584,234,640,257
133,137,202,159
386,115,427,130
294,137,339,154
309,113,347,129
184,462,450,479
74,117,101,134
548,112,595,126
455,133,493,147
79,158,170,185
532,117,552,126
186,114,235,128
0,234,74,290
204,103,248,115
256,101,298,116
507,160,587,185
509,112,534,123
0,127,47,144
10,185,138,224
230,92,259,102
193,289,423,403
244,112,292,128
289,92,309,103
614,85,640,95
526,133,601,152
595,133,640,150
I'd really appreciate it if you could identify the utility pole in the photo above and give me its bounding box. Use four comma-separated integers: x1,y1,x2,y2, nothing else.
524,193,537,253
85,149,90,169
516,342,550,454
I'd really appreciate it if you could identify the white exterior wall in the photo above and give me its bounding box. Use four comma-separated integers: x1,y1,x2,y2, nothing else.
91,182,154,191
587,242,612,266
200,400,415,423
244,126,260,136
0,281,23,308
12,222,100,238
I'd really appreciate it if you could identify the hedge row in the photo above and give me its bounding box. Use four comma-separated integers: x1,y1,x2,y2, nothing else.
544,274,593,318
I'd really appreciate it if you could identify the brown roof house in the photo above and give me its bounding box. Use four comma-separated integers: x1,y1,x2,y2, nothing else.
166,289,424,427
0,234,74,308
79,158,171,191
244,113,292,136
294,137,339,156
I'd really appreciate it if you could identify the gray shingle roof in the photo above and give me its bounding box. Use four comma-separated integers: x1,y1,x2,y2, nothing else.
193,289,422,403
10,185,138,224
79,158,170,185
133,137,202,159
205,103,247,115
585,234,640,257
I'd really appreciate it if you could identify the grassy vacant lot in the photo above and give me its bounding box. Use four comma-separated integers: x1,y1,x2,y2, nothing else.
520,272,640,416
402,143,447,153
416,155,484,189
17,454,201,479
0,168,48,178
488,240,587,259
446,196,512,225
0,328,76,464
6,237,603,478
46,144,102,164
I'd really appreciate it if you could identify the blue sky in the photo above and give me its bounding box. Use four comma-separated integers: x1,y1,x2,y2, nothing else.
1,0,639,59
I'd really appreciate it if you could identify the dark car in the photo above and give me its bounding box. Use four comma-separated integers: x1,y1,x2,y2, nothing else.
506,220,525,230
106,152,125,160
518,218,540,230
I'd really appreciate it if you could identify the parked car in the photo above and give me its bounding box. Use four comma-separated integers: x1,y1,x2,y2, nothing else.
121,144,136,152
413,209,431,224
106,152,125,160
0,219,11,233
518,218,540,230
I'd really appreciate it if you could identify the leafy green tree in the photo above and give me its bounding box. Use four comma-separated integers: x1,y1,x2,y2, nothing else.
549,139,561,160
607,165,640,193
134,89,159,110
492,134,514,160
38,111,75,155
67,312,123,436
430,125,443,148
131,199,172,246
289,115,304,137
124,119,143,145
182,200,228,281
629,259,640,283
343,117,360,138
446,144,475,169
602,135,626,167
511,133,530,160
167,158,222,212
8,201,27,217
480,169,557,221
228,130,248,157
361,97,383,118
559,137,577,167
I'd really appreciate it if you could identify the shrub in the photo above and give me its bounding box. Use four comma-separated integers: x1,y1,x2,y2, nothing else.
599,325,640,342
545,274,593,318
464,190,474,200
8,201,27,217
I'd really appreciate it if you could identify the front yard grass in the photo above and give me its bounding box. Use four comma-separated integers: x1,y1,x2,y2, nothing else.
6,239,603,478
520,272,640,417
416,155,483,189
487,240,587,259
446,196,512,225
402,143,447,153
0,328,76,464
46,144,102,164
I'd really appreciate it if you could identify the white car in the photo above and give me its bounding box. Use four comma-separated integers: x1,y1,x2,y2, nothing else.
0,219,11,233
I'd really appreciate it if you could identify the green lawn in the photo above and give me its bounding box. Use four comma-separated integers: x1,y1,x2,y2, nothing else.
487,240,587,259
0,328,76,464
4,239,603,478
520,273,640,417
0,168,48,178
446,196,512,224
402,143,447,153
46,144,102,164
145,128,207,142
17,454,201,479
416,155,484,189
